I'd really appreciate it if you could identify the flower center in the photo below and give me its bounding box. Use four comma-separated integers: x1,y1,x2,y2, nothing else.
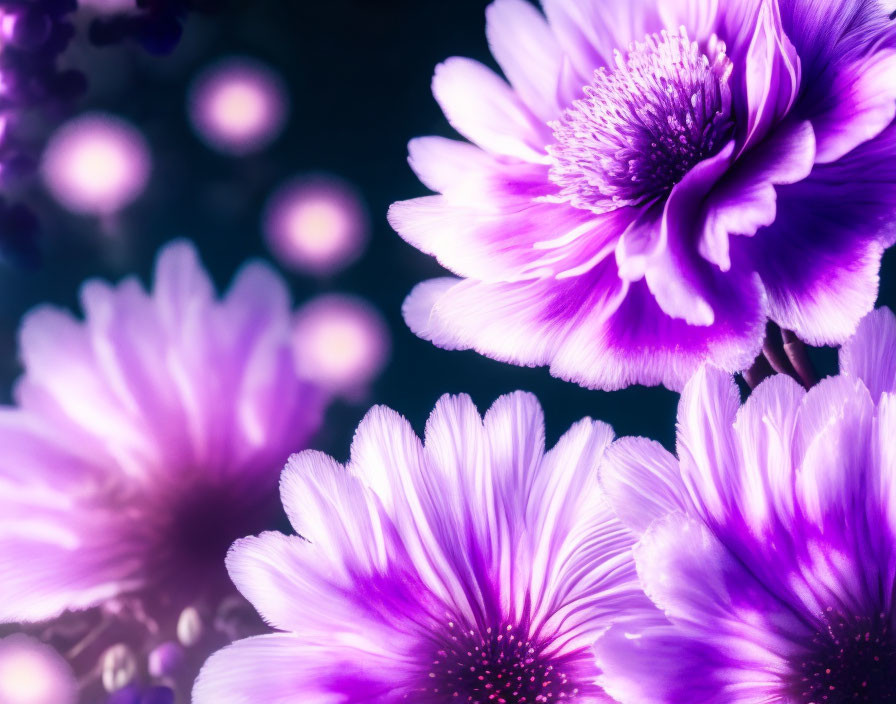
547,30,734,214
789,609,896,703
154,480,275,584
422,621,579,703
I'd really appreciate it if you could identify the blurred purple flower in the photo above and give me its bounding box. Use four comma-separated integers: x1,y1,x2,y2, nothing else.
194,392,647,703
0,241,324,688
593,307,896,702
391,0,896,390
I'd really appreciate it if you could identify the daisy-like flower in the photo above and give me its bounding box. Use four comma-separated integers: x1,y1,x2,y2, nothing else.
391,0,896,390
193,392,646,703
0,241,325,697
593,306,896,702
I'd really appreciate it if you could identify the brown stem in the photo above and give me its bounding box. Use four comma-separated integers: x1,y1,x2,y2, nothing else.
761,322,799,379
781,328,817,388
746,322,818,390
743,351,774,389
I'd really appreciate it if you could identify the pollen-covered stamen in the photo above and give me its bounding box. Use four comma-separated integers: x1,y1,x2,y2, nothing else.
422,621,579,703
547,30,734,214
790,608,896,703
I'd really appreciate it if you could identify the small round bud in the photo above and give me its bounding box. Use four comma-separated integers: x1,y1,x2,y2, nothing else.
176,606,203,647
101,643,138,693
147,641,185,678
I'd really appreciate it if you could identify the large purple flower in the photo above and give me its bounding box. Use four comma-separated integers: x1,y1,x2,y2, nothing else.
194,392,647,703
0,241,324,695
390,0,896,390
593,306,896,702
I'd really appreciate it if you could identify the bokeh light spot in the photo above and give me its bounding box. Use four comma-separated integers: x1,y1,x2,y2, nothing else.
293,295,390,397
0,635,76,704
41,112,151,216
264,175,368,276
188,57,288,155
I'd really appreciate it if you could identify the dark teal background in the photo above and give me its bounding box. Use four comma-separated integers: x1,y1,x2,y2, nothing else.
0,0,884,457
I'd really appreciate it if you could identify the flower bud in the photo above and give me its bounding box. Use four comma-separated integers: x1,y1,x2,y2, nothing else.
147,641,185,678
101,643,137,693
176,606,203,647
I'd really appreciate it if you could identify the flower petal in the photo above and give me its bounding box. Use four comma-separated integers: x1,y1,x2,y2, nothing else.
485,0,563,122
432,57,550,162
676,365,742,524
17,304,155,467
679,370,806,579
596,279,765,390
737,0,801,149
280,450,405,576
226,532,423,639
779,0,896,89
541,0,662,79
595,620,737,704
874,392,896,540
740,124,896,345
730,373,805,531
388,196,606,283
794,375,875,528
646,142,736,326
700,120,816,271
811,50,896,164
405,258,765,391
599,513,799,704
402,277,463,352
0,504,141,622
528,417,645,645
401,260,629,389
193,634,406,704
599,436,691,535
840,307,896,403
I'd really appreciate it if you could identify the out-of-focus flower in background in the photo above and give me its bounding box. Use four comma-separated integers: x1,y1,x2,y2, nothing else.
194,392,649,703
188,57,288,156
263,175,368,276
0,634,77,704
0,241,326,701
292,294,390,399
41,112,151,216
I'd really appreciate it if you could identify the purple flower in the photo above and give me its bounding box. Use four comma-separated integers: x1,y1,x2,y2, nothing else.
593,306,896,702
194,392,647,703
0,241,324,685
390,0,896,390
